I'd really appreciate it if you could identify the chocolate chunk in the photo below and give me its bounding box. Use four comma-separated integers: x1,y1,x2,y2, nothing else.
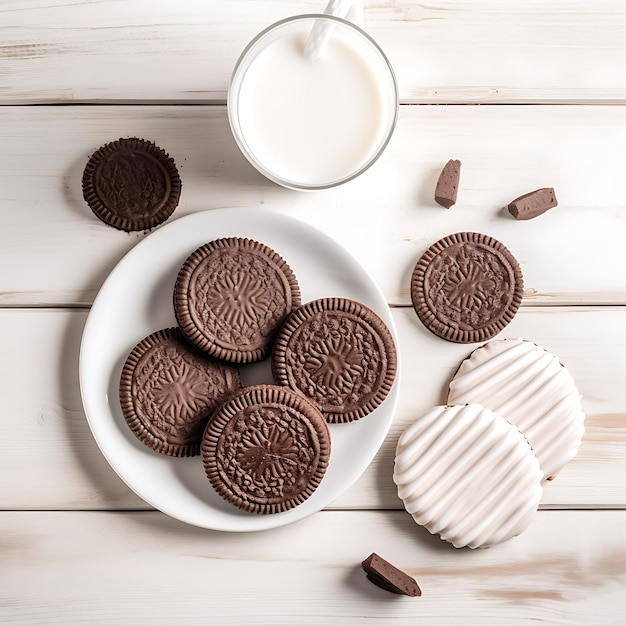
82,137,181,231
202,385,330,514
434,159,461,208
361,553,421,597
410,232,524,344
271,297,397,423
174,238,301,363
508,187,558,220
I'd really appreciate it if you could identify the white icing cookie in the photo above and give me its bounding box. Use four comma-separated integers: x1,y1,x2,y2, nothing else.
447,338,585,481
394,404,543,549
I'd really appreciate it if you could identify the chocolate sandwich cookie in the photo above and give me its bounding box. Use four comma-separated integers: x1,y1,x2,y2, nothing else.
82,137,181,232
411,232,523,344
119,328,241,457
174,238,301,363
202,384,330,515
272,298,397,423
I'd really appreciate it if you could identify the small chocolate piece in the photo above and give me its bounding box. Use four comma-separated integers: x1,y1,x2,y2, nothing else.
434,159,461,208
410,232,524,344
508,187,557,220
119,328,242,457
174,238,301,363
202,384,331,514
361,553,421,597
272,298,397,423
82,137,181,231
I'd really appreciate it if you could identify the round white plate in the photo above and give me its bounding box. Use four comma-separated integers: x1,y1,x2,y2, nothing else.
79,207,400,531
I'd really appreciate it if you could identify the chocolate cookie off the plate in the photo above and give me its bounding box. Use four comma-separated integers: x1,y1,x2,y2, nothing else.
119,328,241,457
174,238,301,363
410,232,524,344
82,137,181,232
202,385,331,515
272,298,397,423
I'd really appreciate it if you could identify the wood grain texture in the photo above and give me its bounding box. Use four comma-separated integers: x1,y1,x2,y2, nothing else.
2,1,625,623
1,307,624,511
1,510,625,624
1,0,626,104
0,104,625,307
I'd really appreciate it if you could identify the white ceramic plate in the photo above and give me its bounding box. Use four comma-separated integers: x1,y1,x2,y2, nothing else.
79,208,400,531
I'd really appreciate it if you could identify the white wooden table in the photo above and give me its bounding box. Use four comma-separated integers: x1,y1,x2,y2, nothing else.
2,1,626,623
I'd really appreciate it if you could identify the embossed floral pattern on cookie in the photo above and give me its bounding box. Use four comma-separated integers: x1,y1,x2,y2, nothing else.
174,238,301,363
119,328,241,457
202,385,330,514
411,232,524,344
272,298,397,423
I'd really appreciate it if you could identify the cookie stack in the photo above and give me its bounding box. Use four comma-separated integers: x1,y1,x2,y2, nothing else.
119,237,397,515
393,338,585,549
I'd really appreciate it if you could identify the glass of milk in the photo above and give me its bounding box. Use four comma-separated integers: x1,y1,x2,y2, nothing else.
228,13,398,190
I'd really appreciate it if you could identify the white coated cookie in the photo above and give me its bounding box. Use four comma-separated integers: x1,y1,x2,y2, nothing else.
394,404,543,549
447,338,585,481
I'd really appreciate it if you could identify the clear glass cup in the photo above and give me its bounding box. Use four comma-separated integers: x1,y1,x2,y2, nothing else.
228,14,399,191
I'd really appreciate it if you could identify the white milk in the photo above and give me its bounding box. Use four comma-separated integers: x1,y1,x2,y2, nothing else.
235,30,391,187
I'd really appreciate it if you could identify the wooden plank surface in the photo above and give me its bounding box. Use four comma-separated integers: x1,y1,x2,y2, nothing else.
2,0,626,104
1,510,625,624
2,1,626,623
0,105,625,307
2,306,624,511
